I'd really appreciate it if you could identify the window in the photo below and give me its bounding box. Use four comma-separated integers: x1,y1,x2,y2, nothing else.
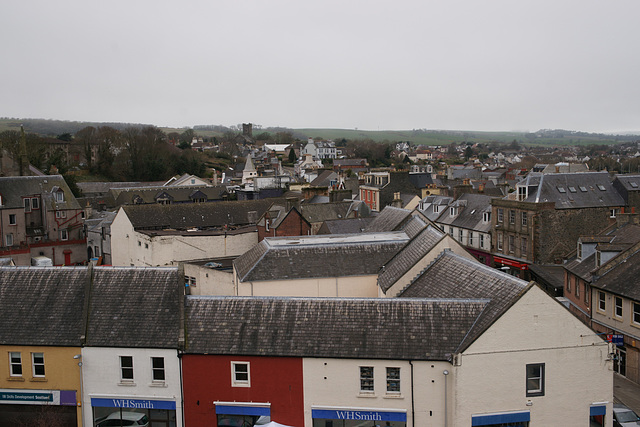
577,242,582,259
509,210,515,224
433,205,440,214
597,184,606,191
480,234,485,249
94,246,100,257
32,353,45,377
360,366,374,392
497,233,503,251
598,291,606,312
60,229,68,241
145,243,149,249
10,352,22,376
521,237,528,256
580,186,588,192
8,214,16,225
449,207,458,216
24,198,31,212
185,276,196,288
569,186,577,193
483,212,490,222
557,186,566,193
458,229,463,242
615,297,623,318
566,276,571,292
232,362,250,386
54,190,64,202
31,198,39,209
386,367,400,393
468,232,474,246
596,251,601,267
138,241,142,246
5,234,13,247
151,357,165,381
526,363,544,397
610,208,620,218
633,302,640,325
120,356,134,381
575,280,580,298
449,227,454,237
509,235,515,253
55,211,67,219
497,208,504,223
522,212,528,227
585,285,589,304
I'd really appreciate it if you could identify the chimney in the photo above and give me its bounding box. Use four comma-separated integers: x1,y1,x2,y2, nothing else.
286,197,300,212
479,183,485,193
391,192,403,208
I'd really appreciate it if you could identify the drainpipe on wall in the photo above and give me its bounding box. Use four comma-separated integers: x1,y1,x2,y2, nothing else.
409,360,415,427
443,369,449,427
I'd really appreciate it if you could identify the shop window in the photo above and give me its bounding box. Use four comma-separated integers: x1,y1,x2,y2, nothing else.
120,356,134,381
386,367,400,393
526,363,544,397
32,352,45,377
360,366,374,392
151,357,165,382
615,297,623,318
232,361,250,387
10,352,22,376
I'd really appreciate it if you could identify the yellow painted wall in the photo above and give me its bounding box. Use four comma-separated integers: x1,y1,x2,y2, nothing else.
1,346,83,426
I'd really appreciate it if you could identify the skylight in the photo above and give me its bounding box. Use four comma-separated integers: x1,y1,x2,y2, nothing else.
579,186,587,192
597,184,606,191
569,186,577,193
557,186,566,193
631,182,639,188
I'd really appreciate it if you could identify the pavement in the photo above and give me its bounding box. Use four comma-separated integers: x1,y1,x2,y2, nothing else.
614,373,640,415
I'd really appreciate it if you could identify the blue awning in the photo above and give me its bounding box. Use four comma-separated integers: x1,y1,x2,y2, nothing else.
216,405,270,416
312,409,406,422
472,410,530,426
590,405,606,416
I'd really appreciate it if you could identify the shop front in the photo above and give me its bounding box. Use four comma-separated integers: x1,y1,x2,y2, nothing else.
213,401,271,427
90,396,177,427
0,388,78,426
311,406,406,427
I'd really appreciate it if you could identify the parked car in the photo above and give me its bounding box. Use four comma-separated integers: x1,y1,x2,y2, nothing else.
96,411,149,426
614,404,640,427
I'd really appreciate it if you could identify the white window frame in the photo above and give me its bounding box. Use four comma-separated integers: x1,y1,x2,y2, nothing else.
32,352,45,377
598,291,606,312
10,352,22,377
433,205,440,214
231,361,250,387
458,229,463,242
521,212,528,227
24,198,31,212
480,233,485,249
497,232,503,251
360,366,374,393
55,211,67,219
5,234,13,247
615,296,623,319
526,363,545,397
468,232,474,246
120,355,134,381
31,197,39,209
497,208,504,223
60,229,68,241
483,212,490,223
386,367,401,394
633,302,640,325
509,210,515,224
55,190,64,203
151,357,165,382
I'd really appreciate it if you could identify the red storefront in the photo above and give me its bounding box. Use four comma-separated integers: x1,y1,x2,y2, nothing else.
182,355,304,427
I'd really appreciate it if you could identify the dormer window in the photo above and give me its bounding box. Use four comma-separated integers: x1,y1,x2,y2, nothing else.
54,190,64,203
483,212,491,222
449,207,458,216
433,205,440,214
577,242,582,259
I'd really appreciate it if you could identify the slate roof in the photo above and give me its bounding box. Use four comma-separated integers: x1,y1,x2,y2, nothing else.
122,198,278,230
0,175,81,210
234,232,409,282
110,185,226,206
520,172,625,209
85,267,181,348
317,217,375,234
593,249,640,301
435,193,494,233
377,225,446,293
184,296,488,360
528,264,566,291
564,253,596,282
299,201,357,224
309,170,339,187
364,206,412,232
613,174,640,192
401,215,429,239
417,195,454,221
398,251,528,352
0,267,88,346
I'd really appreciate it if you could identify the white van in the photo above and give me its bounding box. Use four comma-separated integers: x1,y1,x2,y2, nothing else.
31,256,53,266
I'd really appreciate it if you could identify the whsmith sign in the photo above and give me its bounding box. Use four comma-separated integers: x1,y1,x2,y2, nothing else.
91,397,176,410
312,408,407,422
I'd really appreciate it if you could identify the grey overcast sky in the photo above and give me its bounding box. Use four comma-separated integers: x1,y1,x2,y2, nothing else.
1,0,639,133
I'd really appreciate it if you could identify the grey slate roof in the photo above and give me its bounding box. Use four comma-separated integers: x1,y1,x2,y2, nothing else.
110,185,226,206
399,251,528,352
377,225,446,293
435,193,494,233
593,249,640,301
364,206,412,232
299,201,358,223
234,233,409,282
0,267,88,346
317,217,375,234
184,296,488,360
122,198,278,229
0,175,81,210
85,267,181,348
520,172,625,209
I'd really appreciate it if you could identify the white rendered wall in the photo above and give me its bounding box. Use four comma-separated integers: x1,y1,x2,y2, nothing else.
237,275,379,298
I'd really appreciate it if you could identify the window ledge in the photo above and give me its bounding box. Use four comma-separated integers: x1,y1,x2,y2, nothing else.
30,377,47,382
7,377,25,382
118,381,136,387
383,393,403,399
149,382,167,388
358,392,376,398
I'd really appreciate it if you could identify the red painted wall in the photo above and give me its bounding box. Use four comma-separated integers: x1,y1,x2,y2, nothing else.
182,355,304,426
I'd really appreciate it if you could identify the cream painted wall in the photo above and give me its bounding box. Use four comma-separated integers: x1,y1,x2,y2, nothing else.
111,209,258,266
182,263,235,296
592,290,640,339
302,358,451,427
382,235,475,298
80,347,182,427
453,286,613,426
236,275,378,297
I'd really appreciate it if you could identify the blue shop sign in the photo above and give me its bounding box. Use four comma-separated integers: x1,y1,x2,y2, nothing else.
312,409,407,422
91,398,176,410
216,405,271,416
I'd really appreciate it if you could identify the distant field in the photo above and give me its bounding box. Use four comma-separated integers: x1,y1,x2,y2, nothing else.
2,118,637,147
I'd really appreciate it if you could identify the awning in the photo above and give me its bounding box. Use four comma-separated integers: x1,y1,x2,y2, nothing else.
215,401,271,417
590,405,606,416
471,410,530,426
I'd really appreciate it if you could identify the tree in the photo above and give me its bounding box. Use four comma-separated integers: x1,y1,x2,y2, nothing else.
75,126,98,169
180,128,195,147
288,148,297,163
